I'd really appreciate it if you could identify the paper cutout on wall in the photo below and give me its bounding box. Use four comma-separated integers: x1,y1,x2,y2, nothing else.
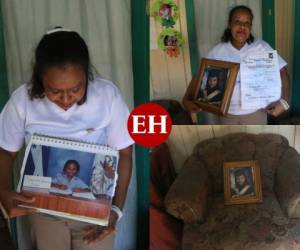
151,0,179,28
158,28,184,57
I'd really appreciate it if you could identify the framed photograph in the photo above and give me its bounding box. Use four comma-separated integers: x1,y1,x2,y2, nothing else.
193,58,239,115
223,160,262,205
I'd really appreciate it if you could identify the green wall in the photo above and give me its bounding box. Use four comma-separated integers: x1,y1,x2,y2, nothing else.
185,0,199,75
292,1,300,114
262,0,275,48
131,1,149,249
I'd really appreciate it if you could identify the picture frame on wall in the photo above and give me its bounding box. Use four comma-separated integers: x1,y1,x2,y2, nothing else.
193,58,239,115
223,160,263,205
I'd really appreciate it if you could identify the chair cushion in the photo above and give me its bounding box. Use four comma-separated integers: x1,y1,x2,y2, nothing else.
182,192,300,250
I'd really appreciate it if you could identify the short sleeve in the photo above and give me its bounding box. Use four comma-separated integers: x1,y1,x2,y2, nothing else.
207,49,216,59
106,89,134,150
0,96,26,152
206,44,225,61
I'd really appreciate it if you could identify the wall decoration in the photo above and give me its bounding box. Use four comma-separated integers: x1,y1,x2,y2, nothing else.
151,0,179,28
158,28,184,57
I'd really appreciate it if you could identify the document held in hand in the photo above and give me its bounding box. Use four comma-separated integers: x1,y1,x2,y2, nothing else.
240,50,281,110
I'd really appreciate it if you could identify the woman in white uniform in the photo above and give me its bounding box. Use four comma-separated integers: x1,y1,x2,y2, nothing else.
0,28,133,250
183,5,290,124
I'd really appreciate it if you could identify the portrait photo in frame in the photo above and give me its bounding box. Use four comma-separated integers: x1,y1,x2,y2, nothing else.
223,160,263,205
193,58,239,115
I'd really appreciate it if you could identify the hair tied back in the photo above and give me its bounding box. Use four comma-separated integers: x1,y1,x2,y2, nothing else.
46,26,72,35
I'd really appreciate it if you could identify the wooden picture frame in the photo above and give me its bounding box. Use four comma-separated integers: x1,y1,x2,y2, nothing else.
193,58,239,115
223,160,262,205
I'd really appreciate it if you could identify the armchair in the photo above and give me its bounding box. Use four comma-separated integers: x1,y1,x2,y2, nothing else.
165,133,300,249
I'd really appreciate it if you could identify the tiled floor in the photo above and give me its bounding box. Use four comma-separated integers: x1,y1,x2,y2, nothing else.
0,213,14,250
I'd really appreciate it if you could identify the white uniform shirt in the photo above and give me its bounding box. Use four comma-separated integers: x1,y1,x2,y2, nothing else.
52,173,89,190
207,39,287,115
0,77,134,151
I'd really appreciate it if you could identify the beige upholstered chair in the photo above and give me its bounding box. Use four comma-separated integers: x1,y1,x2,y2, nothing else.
165,133,300,250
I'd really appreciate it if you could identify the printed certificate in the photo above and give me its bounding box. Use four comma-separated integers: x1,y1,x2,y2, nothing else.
240,51,281,110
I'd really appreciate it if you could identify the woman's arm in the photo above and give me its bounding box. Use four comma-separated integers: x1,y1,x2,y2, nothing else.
182,75,202,114
111,145,133,210
82,145,132,244
51,183,68,190
266,66,290,117
72,187,90,193
0,148,35,217
280,66,290,103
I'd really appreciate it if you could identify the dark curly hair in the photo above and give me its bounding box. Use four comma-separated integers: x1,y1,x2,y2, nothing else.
28,29,93,104
63,159,80,174
221,5,254,44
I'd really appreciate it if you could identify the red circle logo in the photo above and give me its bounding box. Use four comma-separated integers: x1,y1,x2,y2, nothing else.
127,103,172,147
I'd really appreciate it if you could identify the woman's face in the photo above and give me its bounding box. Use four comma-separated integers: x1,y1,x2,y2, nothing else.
236,174,246,186
208,76,218,88
65,163,78,178
43,64,86,110
229,9,252,49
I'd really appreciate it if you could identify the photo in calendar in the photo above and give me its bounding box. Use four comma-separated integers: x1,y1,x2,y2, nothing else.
17,134,119,226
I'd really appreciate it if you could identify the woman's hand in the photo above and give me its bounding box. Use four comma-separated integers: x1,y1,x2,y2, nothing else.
183,100,202,114
72,188,90,193
52,183,68,190
82,211,118,245
265,101,286,117
0,190,36,217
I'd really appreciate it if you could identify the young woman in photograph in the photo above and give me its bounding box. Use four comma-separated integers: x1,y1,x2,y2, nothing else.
183,5,290,124
231,170,255,197
0,28,133,250
198,69,224,105
51,159,90,193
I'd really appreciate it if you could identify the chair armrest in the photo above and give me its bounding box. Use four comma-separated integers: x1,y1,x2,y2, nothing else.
275,147,300,218
164,155,211,223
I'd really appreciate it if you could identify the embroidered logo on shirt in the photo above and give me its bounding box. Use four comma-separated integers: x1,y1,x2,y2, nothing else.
269,53,273,59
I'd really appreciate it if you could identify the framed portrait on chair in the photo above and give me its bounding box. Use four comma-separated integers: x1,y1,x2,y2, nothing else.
223,160,263,205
